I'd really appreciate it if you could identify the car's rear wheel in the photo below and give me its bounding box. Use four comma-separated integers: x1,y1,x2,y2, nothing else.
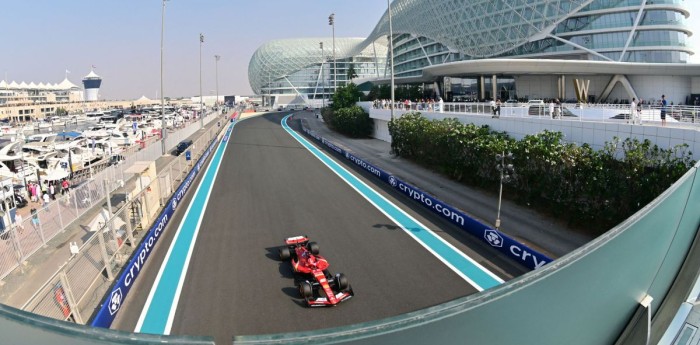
307,242,319,255
299,281,313,298
279,247,291,261
335,273,349,291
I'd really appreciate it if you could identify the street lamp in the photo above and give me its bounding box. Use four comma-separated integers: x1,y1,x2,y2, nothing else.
320,41,325,109
387,0,395,120
160,0,169,155
214,55,220,110
328,13,336,91
495,151,515,230
199,33,204,128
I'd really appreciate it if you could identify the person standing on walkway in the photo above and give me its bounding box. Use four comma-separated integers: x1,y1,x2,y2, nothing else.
637,99,643,124
660,94,668,127
14,213,24,234
549,99,555,118
36,186,42,205
630,98,637,124
30,208,39,230
29,183,36,203
42,192,49,208
438,98,444,113
62,179,70,194
49,182,55,200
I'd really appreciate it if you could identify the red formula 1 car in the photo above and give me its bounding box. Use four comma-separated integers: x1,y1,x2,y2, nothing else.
278,235,354,307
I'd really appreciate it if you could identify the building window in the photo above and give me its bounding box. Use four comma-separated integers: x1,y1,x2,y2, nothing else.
674,324,698,345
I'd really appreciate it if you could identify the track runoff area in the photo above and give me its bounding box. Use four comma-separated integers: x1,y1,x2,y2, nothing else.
121,112,520,341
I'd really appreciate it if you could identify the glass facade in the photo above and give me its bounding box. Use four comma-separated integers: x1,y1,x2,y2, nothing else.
250,0,693,99
376,0,692,78
248,38,387,104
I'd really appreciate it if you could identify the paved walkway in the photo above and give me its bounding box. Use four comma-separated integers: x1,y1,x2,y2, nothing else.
295,111,592,258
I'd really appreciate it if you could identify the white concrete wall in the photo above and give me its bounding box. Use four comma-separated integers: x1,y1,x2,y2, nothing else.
628,75,691,105
515,75,691,105
369,108,700,161
691,77,700,95
513,75,558,100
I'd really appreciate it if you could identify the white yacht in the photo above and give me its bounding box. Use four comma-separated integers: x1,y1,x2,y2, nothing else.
0,141,36,182
82,125,111,139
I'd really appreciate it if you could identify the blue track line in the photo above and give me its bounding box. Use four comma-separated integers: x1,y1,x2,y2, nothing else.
282,115,503,291
136,121,237,334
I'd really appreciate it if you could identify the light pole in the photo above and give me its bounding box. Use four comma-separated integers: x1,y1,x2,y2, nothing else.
388,0,395,120
214,55,220,110
320,41,325,109
199,33,204,128
495,151,515,230
328,13,336,92
160,0,168,155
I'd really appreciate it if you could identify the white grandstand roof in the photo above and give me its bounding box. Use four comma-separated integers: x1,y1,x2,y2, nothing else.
57,78,79,90
0,81,6,88
28,82,37,88
9,81,18,88
19,82,28,88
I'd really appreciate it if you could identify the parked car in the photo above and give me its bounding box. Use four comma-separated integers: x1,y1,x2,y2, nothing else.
175,140,193,156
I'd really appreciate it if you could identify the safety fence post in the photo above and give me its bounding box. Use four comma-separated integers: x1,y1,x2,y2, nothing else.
59,271,83,324
95,223,114,281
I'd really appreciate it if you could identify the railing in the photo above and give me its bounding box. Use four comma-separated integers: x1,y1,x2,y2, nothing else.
371,101,700,126
18,111,229,323
0,111,219,290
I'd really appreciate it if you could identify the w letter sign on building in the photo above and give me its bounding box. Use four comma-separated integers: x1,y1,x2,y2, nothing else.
574,79,590,103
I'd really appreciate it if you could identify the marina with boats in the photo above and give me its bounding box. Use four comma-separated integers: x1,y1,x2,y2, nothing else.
0,104,213,206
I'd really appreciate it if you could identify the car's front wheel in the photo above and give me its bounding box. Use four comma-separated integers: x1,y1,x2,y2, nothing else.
307,242,319,255
279,247,291,261
335,273,349,291
299,281,313,298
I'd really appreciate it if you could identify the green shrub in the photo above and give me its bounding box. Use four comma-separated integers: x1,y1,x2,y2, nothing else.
326,106,373,138
388,113,695,232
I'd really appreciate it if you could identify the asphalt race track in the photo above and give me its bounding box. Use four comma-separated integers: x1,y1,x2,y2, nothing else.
113,112,524,344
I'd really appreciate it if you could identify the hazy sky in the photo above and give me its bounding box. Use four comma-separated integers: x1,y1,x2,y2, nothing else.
1,1,699,101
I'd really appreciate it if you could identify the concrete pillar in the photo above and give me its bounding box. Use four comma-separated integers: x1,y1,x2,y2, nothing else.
561,75,566,100
557,76,563,100
480,76,485,100
492,75,497,101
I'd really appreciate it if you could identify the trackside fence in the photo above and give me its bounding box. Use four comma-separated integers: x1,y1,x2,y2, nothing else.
0,112,218,282
298,118,552,270
19,112,231,324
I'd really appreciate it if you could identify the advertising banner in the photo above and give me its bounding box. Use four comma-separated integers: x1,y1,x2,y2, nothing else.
302,126,552,270
91,135,220,328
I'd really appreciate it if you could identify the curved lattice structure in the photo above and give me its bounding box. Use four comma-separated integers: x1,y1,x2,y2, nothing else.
248,38,387,96
367,0,691,78
367,0,601,58
249,0,692,94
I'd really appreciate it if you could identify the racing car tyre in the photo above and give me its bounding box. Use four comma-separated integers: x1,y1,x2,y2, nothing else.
299,281,313,298
307,242,319,255
279,247,291,261
335,273,349,291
